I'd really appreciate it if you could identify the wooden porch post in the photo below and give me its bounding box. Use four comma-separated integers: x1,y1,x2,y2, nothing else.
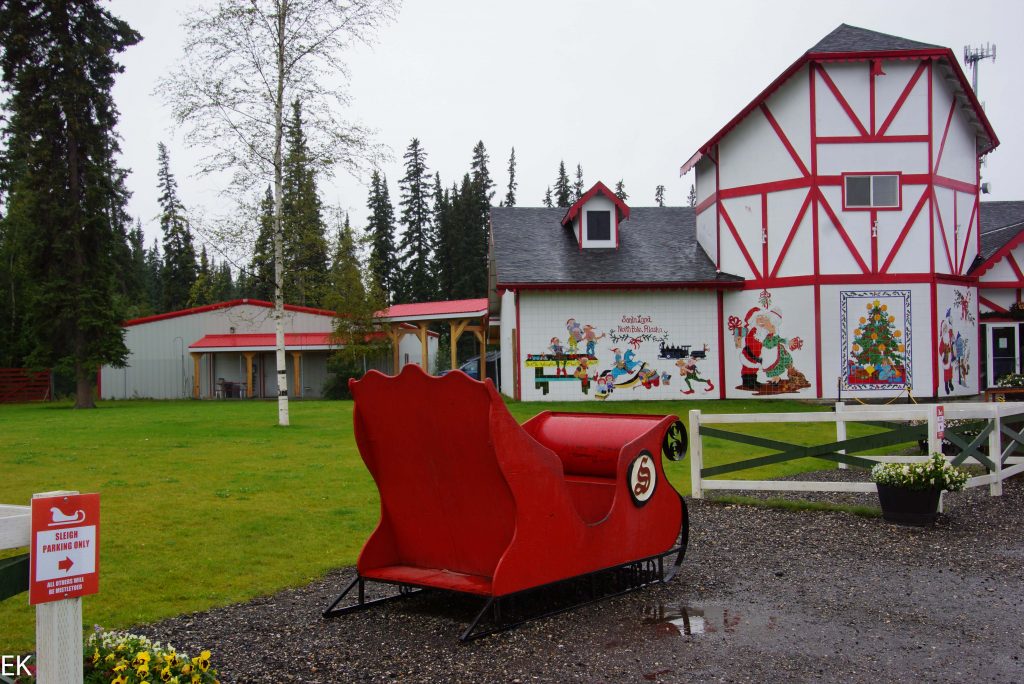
243,352,255,398
388,325,401,373
291,351,302,398
416,323,429,372
474,330,486,381
190,352,201,399
449,318,470,371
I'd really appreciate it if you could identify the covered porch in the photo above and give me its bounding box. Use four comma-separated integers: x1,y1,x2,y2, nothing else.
188,332,334,399
378,298,494,380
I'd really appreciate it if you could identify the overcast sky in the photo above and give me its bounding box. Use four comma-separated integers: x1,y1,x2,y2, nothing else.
106,0,1023,258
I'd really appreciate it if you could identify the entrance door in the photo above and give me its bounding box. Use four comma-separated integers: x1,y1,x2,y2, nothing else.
988,324,1019,387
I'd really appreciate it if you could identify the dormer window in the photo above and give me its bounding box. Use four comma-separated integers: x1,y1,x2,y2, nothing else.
843,173,901,210
561,181,630,249
586,210,611,241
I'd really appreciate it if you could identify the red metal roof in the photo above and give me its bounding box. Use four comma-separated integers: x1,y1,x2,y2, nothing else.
380,298,488,321
125,299,338,326
561,181,630,227
189,333,335,351
680,46,998,178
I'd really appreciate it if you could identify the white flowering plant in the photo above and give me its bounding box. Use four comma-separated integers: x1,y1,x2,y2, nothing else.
871,452,968,492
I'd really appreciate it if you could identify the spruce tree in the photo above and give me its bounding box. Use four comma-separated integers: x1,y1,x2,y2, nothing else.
503,147,517,207
396,138,435,303
687,183,697,208
366,171,398,304
432,173,456,301
554,160,572,207
573,163,585,202
189,245,213,306
543,186,554,208
157,141,196,311
468,141,494,296
282,99,330,307
0,0,139,406
249,186,276,300
144,238,163,312
125,219,150,316
655,185,666,207
614,179,629,201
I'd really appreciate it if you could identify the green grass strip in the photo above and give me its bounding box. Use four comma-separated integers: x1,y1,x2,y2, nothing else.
705,493,882,518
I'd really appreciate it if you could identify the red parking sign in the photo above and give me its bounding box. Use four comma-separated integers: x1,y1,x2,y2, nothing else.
29,493,100,605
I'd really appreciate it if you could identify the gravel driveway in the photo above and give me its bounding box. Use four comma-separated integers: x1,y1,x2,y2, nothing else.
140,476,1023,683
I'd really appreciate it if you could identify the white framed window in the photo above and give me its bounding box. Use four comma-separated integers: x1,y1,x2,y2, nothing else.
843,173,901,210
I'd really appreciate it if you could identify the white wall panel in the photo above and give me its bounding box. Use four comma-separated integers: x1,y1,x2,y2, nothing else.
932,186,955,273
722,287,816,398
936,103,979,185
872,62,922,132
764,66,811,172
695,207,717,266
816,142,928,175
499,288,516,397
719,110,803,190
695,157,716,204
818,187,871,272
721,196,764,278
766,188,811,277
819,63,870,134
517,290,719,402
881,66,928,136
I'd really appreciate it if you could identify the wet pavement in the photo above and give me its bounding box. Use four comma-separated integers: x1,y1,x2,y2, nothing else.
139,476,1024,682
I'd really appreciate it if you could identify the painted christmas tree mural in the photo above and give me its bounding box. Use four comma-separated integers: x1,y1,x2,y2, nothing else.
842,291,911,389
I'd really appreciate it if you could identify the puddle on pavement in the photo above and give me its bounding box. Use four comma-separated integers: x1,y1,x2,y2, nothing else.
641,603,780,639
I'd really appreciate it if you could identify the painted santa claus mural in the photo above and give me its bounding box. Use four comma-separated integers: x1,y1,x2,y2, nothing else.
728,290,810,396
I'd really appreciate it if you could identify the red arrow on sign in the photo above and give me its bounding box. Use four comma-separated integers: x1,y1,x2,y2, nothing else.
57,557,74,572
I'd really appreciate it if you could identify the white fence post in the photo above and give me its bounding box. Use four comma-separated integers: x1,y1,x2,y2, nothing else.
688,409,703,499
927,404,940,456
835,401,848,469
989,405,1003,497
33,490,83,684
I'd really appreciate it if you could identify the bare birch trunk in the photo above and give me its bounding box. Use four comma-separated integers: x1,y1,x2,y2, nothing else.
274,0,290,426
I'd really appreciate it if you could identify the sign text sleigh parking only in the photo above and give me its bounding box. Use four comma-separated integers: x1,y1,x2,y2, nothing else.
29,493,100,605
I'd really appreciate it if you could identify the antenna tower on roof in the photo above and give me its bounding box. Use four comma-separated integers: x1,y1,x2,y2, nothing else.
963,43,996,98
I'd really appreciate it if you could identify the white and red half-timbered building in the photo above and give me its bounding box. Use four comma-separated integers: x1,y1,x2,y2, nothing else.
490,24,1017,402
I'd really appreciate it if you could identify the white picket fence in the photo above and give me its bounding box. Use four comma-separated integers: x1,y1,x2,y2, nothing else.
688,401,1024,499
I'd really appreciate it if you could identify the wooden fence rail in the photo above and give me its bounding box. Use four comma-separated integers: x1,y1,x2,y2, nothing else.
689,402,1024,499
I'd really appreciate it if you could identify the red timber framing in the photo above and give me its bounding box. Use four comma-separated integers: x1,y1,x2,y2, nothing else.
684,45,997,398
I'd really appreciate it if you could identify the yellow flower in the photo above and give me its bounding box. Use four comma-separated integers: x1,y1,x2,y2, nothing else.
854,328,861,336
852,344,860,352
181,663,192,675
197,650,211,672
894,330,902,338
161,665,174,682
112,676,127,684
106,654,115,663
137,662,150,677
871,333,878,340
873,314,880,321
898,343,905,352
93,648,101,664
192,675,203,684
114,661,128,673
889,315,895,323
859,316,866,324
881,304,888,311
134,651,151,666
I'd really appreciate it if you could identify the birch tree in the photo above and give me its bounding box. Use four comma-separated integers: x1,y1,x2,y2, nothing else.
160,0,397,425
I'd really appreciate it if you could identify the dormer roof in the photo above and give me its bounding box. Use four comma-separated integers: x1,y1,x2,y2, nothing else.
560,181,630,228
680,23,998,176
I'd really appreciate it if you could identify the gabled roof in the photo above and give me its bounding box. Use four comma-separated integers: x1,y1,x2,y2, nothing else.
491,207,743,288
970,201,1024,276
680,24,998,176
125,299,336,326
809,24,940,53
561,181,630,227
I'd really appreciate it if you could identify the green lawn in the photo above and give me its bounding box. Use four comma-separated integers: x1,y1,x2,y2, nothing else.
0,396,886,652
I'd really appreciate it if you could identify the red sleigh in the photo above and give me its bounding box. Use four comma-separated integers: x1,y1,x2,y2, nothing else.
323,364,689,640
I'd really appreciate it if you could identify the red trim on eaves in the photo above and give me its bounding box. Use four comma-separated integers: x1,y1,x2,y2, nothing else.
561,181,630,227
124,299,338,326
973,227,1024,278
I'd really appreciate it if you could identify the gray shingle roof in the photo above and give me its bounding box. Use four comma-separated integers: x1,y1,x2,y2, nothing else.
809,24,941,54
979,201,1024,261
490,207,743,286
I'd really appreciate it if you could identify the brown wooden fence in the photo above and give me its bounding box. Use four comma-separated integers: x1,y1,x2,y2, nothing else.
0,368,51,403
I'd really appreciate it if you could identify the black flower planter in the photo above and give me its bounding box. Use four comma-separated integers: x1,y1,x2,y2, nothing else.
876,484,941,526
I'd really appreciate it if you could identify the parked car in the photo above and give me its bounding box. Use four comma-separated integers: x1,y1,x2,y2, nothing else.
441,351,501,388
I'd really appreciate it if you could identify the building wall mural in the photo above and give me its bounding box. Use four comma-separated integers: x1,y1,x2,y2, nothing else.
723,287,814,397
517,290,718,401
936,284,978,396
840,290,912,391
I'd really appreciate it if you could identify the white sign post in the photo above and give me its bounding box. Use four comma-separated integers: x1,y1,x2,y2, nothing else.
30,490,100,684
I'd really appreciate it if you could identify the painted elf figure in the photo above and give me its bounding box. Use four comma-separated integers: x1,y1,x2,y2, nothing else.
675,357,714,394
754,309,809,394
